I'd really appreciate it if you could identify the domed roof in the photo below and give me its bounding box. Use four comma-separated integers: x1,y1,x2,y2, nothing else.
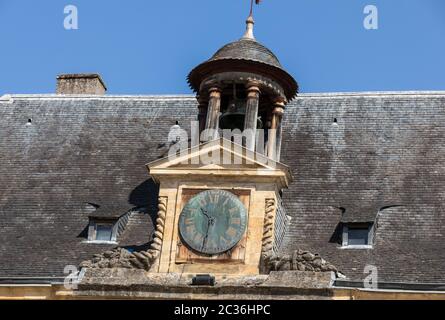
210,38,282,69
188,18,298,101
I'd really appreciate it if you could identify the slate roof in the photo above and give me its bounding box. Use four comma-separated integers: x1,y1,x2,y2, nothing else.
0,95,196,277
0,92,444,284
280,92,445,284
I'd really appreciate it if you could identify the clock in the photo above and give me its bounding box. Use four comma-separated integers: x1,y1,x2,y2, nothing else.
178,190,247,255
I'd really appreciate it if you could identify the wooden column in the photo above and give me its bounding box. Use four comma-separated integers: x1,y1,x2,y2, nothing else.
197,94,208,135
267,100,285,161
203,87,222,142
243,83,260,151
275,112,284,162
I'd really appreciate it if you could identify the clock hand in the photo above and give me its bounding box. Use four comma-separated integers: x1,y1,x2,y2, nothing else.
201,208,216,226
200,208,216,252
201,221,210,251
201,208,210,219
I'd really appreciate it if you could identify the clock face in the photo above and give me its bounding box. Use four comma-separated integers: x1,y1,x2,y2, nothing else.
178,190,247,255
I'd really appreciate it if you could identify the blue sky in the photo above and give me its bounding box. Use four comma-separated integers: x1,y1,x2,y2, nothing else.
0,0,444,95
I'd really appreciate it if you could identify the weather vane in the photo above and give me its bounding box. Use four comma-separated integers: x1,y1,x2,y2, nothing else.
249,0,262,17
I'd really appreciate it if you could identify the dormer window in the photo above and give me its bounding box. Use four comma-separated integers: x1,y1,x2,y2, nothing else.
83,203,134,244
342,223,374,249
87,219,118,243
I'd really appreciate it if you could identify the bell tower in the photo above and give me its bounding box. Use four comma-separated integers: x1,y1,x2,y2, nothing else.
188,14,298,160
146,12,297,276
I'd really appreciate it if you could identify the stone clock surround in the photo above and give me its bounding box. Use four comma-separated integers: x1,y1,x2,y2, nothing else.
155,182,270,275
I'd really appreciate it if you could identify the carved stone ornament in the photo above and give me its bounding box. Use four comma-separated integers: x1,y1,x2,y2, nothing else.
261,198,275,260
263,249,342,277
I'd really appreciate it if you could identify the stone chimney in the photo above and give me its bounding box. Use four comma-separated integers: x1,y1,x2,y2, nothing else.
56,74,107,95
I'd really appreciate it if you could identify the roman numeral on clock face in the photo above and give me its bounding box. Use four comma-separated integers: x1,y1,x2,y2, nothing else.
226,227,237,238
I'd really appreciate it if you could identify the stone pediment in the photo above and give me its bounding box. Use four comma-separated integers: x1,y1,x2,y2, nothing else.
146,138,292,188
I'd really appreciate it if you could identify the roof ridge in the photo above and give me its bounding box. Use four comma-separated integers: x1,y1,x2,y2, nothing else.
3,91,445,101
296,91,445,98
1,94,197,101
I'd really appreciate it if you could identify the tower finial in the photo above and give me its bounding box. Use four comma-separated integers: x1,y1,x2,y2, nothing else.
242,15,255,40
243,0,261,40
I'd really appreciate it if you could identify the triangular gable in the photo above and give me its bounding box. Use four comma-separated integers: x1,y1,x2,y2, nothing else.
147,138,290,172
146,138,293,188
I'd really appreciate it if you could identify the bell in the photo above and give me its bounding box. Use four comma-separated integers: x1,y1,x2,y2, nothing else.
219,99,246,131
219,99,263,131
